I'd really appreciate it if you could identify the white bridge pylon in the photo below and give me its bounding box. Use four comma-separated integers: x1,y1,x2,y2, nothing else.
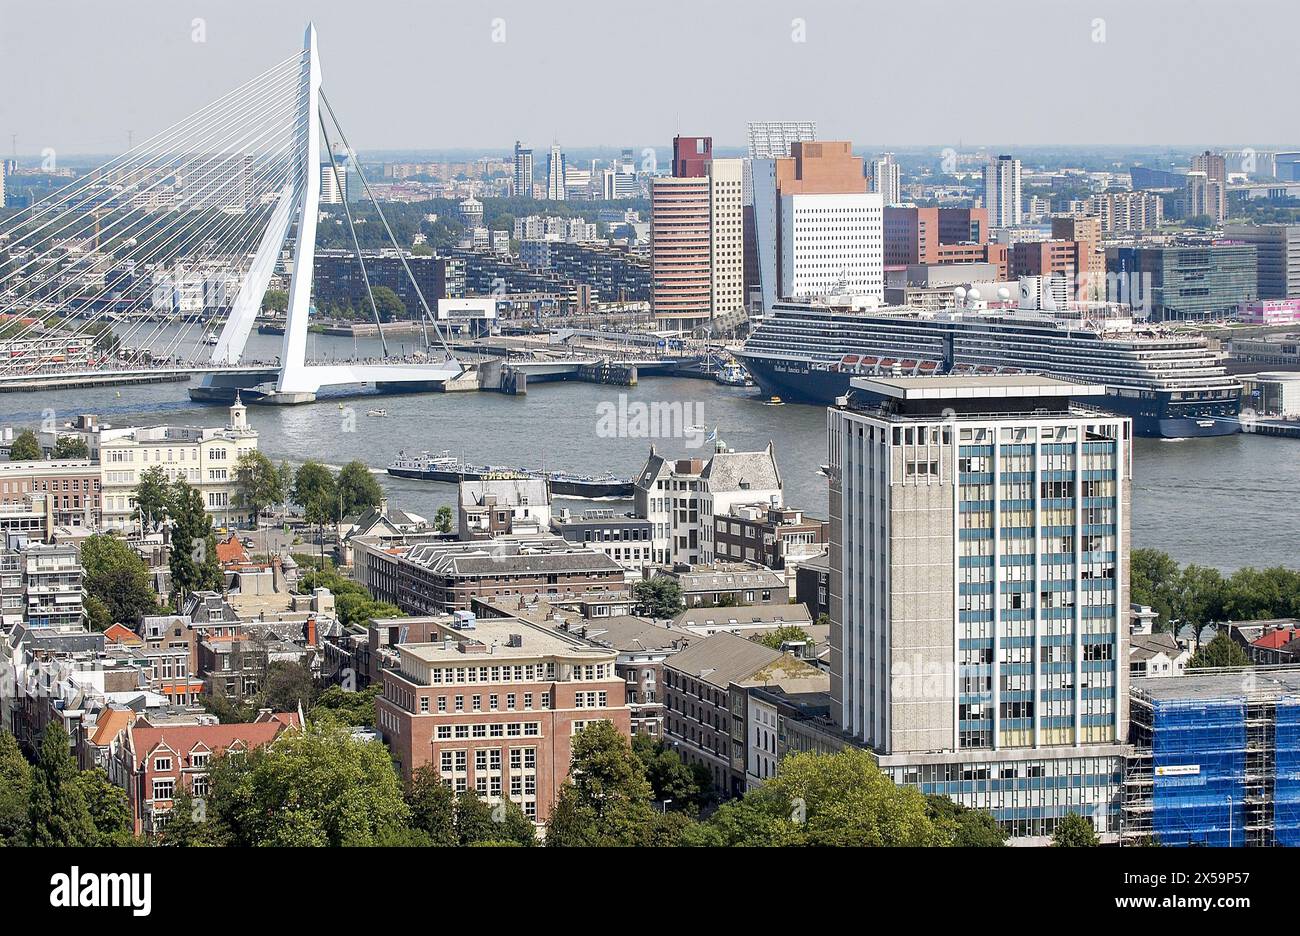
207,23,461,402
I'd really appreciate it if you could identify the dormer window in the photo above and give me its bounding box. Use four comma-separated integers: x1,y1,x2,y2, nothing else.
154,757,172,772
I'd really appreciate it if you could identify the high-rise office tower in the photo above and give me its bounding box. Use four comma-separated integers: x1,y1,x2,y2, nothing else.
869,153,902,206
743,123,816,307
546,142,566,201
827,373,1132,841
1187,152,1227,223
650,149,746,332
513,141,533,198
709,158,745,327
983,155,1022,228
751,141,881,310
651,175,711,329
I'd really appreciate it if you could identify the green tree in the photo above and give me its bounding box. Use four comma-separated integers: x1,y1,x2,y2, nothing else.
80,533,160,629
631,733,709,807
207,725,408,846
262,288,289,313
755,625,812,651
632,577,684,618
406,765,458,846
925,795,1008,847
454,788,498,844
434,505,453,533
0,731,32,844
313,683,382,728
688,749,944,847
133,466,172,533
8,429,40,461
168,478,222,604
1051,812,1100,847
73,768,134,846
338,460,384,518
26,724,97,847
546,721,662,847
260,660,315,714
1132,548,1180,629
158,787,217,846
370,285,407,321
1188,631,1252,669
53,435,89,459
293,460,337,561
233,450,285,528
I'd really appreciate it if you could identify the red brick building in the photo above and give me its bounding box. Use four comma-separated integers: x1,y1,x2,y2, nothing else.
375,614,629,823
108,712,300,834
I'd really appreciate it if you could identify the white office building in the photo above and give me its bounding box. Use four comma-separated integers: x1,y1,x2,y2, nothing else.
983,155,1023,228
546,142,567,201
870,154,902,206
98,398,259,530
709,158,746,327
779,192,883,302
827,374,1131,842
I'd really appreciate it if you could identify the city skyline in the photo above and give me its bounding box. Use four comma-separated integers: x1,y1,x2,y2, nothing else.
3,0,1300,156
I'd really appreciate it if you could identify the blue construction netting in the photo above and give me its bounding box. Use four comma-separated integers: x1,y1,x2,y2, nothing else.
1275,700,1300,847
1151,698,1245,847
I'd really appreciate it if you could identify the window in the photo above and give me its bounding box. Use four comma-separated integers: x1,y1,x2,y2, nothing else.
154,757,172,772
152,778,175,800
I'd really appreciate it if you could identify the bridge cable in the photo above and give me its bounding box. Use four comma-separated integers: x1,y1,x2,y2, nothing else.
319,88,455,362
318,113,389,358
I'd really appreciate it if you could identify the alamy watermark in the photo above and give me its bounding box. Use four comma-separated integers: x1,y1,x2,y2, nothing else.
596,394,709,449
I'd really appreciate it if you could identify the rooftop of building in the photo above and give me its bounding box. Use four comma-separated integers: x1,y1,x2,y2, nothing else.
459,477,550,508
401,535,625,576
662,564,786,591
1134,666,1300,703
393,614,615,664
664,631,786,688
1129,631,1186,661
850,374,1106,401
565,616,690,654
671,603,813,631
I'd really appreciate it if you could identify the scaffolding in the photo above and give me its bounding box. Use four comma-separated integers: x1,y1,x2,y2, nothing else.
1122,667,1300,847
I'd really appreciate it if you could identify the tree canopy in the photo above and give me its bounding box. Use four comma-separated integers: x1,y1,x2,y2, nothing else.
167,478,222,603
233,450,285,526
1188,631,1252,669
8,429,40,461
1132,548,1300,630
1051,812,1100,847
205,725,409,846
53,435,89,459
337,460,384,518
632,577,684,618
80,533,160,630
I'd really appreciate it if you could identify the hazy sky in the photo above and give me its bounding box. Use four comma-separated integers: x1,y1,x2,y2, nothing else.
1,0,1295,156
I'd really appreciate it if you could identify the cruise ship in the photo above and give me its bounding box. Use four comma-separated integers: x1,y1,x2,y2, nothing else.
736,295,1242,438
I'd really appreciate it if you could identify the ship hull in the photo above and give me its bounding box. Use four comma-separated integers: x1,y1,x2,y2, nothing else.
739,356,1240,439
387,466,632,499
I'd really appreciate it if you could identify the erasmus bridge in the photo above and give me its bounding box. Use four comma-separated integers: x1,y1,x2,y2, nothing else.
0,24,463,403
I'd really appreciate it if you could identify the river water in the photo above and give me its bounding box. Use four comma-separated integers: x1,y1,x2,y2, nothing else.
3,329,1296,571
